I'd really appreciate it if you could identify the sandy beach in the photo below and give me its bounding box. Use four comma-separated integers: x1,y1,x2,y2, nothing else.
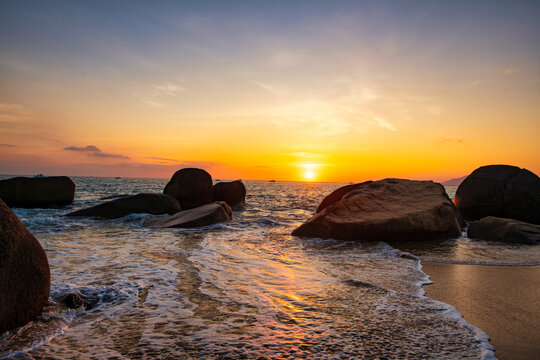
422,262,540,360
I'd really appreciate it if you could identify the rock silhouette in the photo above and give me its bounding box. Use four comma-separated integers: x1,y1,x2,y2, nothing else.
212,180,246,208
66,193,181,219
468,216,540,245
0,176,75,208
455,165,540,224
163,168,213,210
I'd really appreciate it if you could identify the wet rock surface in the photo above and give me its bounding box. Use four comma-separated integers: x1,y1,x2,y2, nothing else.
144,201,232,228
0,199,50,334
293,179,464,242
468,216,540,245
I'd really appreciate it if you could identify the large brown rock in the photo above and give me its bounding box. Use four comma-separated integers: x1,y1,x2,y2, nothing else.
143,201,232,228
316,181,372,213
65,193,181,219
292,179,464,242
0,199,50,334
212,180,246,208
455,165,540,224
163,168,213,210
468,216,540,245
0,176,75,208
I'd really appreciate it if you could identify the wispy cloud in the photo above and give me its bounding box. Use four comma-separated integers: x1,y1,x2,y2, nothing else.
0,143,14,147
373,117,397,131
64,145,101,152
89,152,130,160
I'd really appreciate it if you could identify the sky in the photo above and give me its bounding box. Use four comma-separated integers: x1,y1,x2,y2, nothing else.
1,0,539,182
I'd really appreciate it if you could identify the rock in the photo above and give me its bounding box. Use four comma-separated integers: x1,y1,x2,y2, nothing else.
0,199,50,334
468,216,540,245
316,181,372,213
66,193,181,219
59,291,99,310
163,168,213,210
292,179,464,242
455,165,540,224
0,176,75,208
99,194,131,200
212,180,246,208
144,201,232,228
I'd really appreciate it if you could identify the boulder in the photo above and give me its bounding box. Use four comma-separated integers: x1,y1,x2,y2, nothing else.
455,165,540,224
292,179,464,242
66,193,181,219
163,168,213,210
144,201,232,228
212,180,246,208
0,176,75,208
468,216,540,245
0,199,50,334
316,181,372,213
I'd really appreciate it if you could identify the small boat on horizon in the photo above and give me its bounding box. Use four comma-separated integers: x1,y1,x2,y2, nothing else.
269,180,276,182
34,174,43,178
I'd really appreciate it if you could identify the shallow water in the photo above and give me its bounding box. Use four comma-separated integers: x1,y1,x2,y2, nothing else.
1,177,538,359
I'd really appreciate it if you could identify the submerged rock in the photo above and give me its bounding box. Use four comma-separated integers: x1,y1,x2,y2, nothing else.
455,165,540,224
0,199,50,334
163,168,213,210
292,179,464,242
0,176,75,208
59,291,99,310
66,193,181,219
212,180,246,208
144,201,232,228
468,216,540,245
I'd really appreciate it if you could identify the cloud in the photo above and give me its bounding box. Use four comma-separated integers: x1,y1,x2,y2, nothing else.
64,145,101,152
373,117,397,131
64,144,130,159
88,152,131,160
0,143,14,147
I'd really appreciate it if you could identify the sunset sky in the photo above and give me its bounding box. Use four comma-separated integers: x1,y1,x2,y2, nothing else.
1,1,539,182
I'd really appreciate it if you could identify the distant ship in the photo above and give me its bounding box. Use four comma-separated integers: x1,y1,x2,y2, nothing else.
269,180,276,182
115,177,121,179
34,174,43,178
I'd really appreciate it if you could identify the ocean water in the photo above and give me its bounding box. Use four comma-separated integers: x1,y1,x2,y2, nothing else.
1,177,539,359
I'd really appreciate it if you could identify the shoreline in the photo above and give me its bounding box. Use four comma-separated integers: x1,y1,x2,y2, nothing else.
422,262,540,360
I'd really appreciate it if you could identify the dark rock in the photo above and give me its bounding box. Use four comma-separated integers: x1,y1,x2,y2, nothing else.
212,180,246,208
0,199,50,334
455,165,540,224
316,181,372,213
468,216,540,245
292,179,464,242
66,193,181,219
59,291,99,310
144,201,232,228
0,176,75,208
99,194,131,200
163,168,213,210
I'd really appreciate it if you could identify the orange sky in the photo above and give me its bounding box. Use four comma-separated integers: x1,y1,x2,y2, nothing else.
1,1,539,182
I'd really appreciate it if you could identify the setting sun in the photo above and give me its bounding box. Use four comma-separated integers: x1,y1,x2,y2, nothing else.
304,170,316,181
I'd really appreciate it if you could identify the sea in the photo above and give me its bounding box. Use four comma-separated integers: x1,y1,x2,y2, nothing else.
1,176,539,359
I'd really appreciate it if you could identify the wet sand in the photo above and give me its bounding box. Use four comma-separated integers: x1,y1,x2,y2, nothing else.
422,262,540,360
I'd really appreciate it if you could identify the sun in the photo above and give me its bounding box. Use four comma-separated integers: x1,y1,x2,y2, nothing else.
304,169,316,181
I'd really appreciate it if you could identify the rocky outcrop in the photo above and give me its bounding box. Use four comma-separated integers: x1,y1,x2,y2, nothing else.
144,201,232,228
455,165,540,224
212,180,246,208
292,179,464,242
163,168,213,210
468,216,540,245
65,193,181,219
0,176,75,208
0,199,50,334
316,181,372,213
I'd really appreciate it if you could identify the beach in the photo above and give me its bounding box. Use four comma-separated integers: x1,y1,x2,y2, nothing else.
422,262,540,360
